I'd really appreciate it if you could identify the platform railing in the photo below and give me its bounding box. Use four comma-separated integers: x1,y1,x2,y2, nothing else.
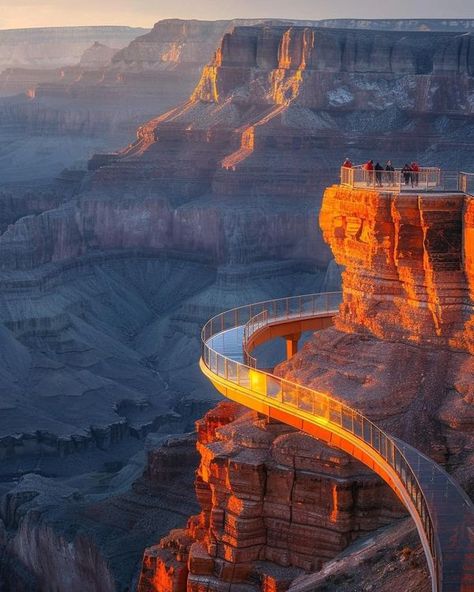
340,165,470,193
201,292,474,592
459,172,474,196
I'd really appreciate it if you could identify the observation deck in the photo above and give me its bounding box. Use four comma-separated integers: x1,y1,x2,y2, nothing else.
200,293,474,592
340,165,474,194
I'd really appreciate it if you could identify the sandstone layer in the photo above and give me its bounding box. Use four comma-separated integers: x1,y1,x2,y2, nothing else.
137,402,406,592
278,186,474,493
90,24,474,207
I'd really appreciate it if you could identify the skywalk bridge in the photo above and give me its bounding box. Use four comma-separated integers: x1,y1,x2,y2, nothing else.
341,165,474,194
200,292,474,592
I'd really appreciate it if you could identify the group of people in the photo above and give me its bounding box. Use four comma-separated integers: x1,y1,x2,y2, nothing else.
342,158,421,187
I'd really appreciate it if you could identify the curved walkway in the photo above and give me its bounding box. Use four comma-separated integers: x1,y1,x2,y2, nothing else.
200,292,474,592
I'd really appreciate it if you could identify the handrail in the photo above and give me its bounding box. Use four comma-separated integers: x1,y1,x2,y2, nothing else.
200,292,474,592
340,165,474,194
459,171,474,196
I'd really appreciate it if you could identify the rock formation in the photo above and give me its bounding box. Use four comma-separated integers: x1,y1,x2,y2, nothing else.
278,185,474,493
0,20,473,591
0,26,146,71
137,402,406,592
79,42,118,69
90,24,474,205
0,433,200,591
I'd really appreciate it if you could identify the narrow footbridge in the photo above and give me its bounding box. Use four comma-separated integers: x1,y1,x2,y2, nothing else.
199,292,474,592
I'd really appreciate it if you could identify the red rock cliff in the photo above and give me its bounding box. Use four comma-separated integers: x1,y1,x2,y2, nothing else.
137,402,404,592
319,187,473,352
277,185,474,490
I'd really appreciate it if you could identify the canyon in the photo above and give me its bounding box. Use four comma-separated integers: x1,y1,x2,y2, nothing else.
138,189,474,592
0,26,146,71
0,17,472,592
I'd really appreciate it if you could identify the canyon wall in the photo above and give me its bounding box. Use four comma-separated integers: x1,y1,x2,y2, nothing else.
0,433,201,591
138,403,406,592
90,24,474,204
0,26,146,71
278,185,474,492
319,187,473,351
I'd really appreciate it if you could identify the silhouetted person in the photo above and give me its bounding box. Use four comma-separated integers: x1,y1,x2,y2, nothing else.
375,162,384,187
385,160,394,185
411,161,420,187
402,163,411,185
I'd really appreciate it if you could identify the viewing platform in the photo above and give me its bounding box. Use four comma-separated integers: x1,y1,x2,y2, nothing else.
341,165,474,195
200,293,474,592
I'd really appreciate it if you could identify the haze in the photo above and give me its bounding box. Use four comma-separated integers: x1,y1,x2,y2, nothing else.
1,0,474,29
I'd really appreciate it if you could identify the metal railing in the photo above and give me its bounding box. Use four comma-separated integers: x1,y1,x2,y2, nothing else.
459,172,474,196
201,292,474,592
340,165,472,194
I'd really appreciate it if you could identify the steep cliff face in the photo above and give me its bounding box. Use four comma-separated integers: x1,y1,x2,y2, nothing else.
90,24,474,206
193,25,474,108
138,402,406,592
319,187,473,350
277,185,474,494
0,194,329,269
110,20,234,71
0,434,201,591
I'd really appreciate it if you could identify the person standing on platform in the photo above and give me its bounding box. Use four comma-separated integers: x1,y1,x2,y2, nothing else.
402,163,411,186
385,160,395,185
411,161,420,187
342,157,353,168
375,162,384,187
364,160,374,186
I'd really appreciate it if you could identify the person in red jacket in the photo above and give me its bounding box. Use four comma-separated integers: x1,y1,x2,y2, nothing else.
342,157,353,168
364,159,374,186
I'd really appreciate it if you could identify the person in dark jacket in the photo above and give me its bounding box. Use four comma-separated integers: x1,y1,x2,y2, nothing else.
375,162,384,187
385,160,395,185
402,163,411,185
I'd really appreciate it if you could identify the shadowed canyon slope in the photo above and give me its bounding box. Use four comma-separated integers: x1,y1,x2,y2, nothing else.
0,26,147,71
0,20,473,592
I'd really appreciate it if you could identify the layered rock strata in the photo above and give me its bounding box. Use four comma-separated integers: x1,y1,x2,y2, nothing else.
319,187,473,351
138,402,405,592
0,433,200,591
89,24,474,208
278,186,474,492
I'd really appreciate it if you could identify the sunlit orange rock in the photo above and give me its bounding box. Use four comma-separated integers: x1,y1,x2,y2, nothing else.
277,184,474,492
319,185,472,349
137,402,404,592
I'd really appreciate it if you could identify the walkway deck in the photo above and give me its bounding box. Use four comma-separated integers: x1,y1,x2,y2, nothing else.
200,293,474,592
340,165,474,195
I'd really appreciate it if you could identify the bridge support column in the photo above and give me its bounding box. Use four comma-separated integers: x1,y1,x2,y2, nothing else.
284,333,301,360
